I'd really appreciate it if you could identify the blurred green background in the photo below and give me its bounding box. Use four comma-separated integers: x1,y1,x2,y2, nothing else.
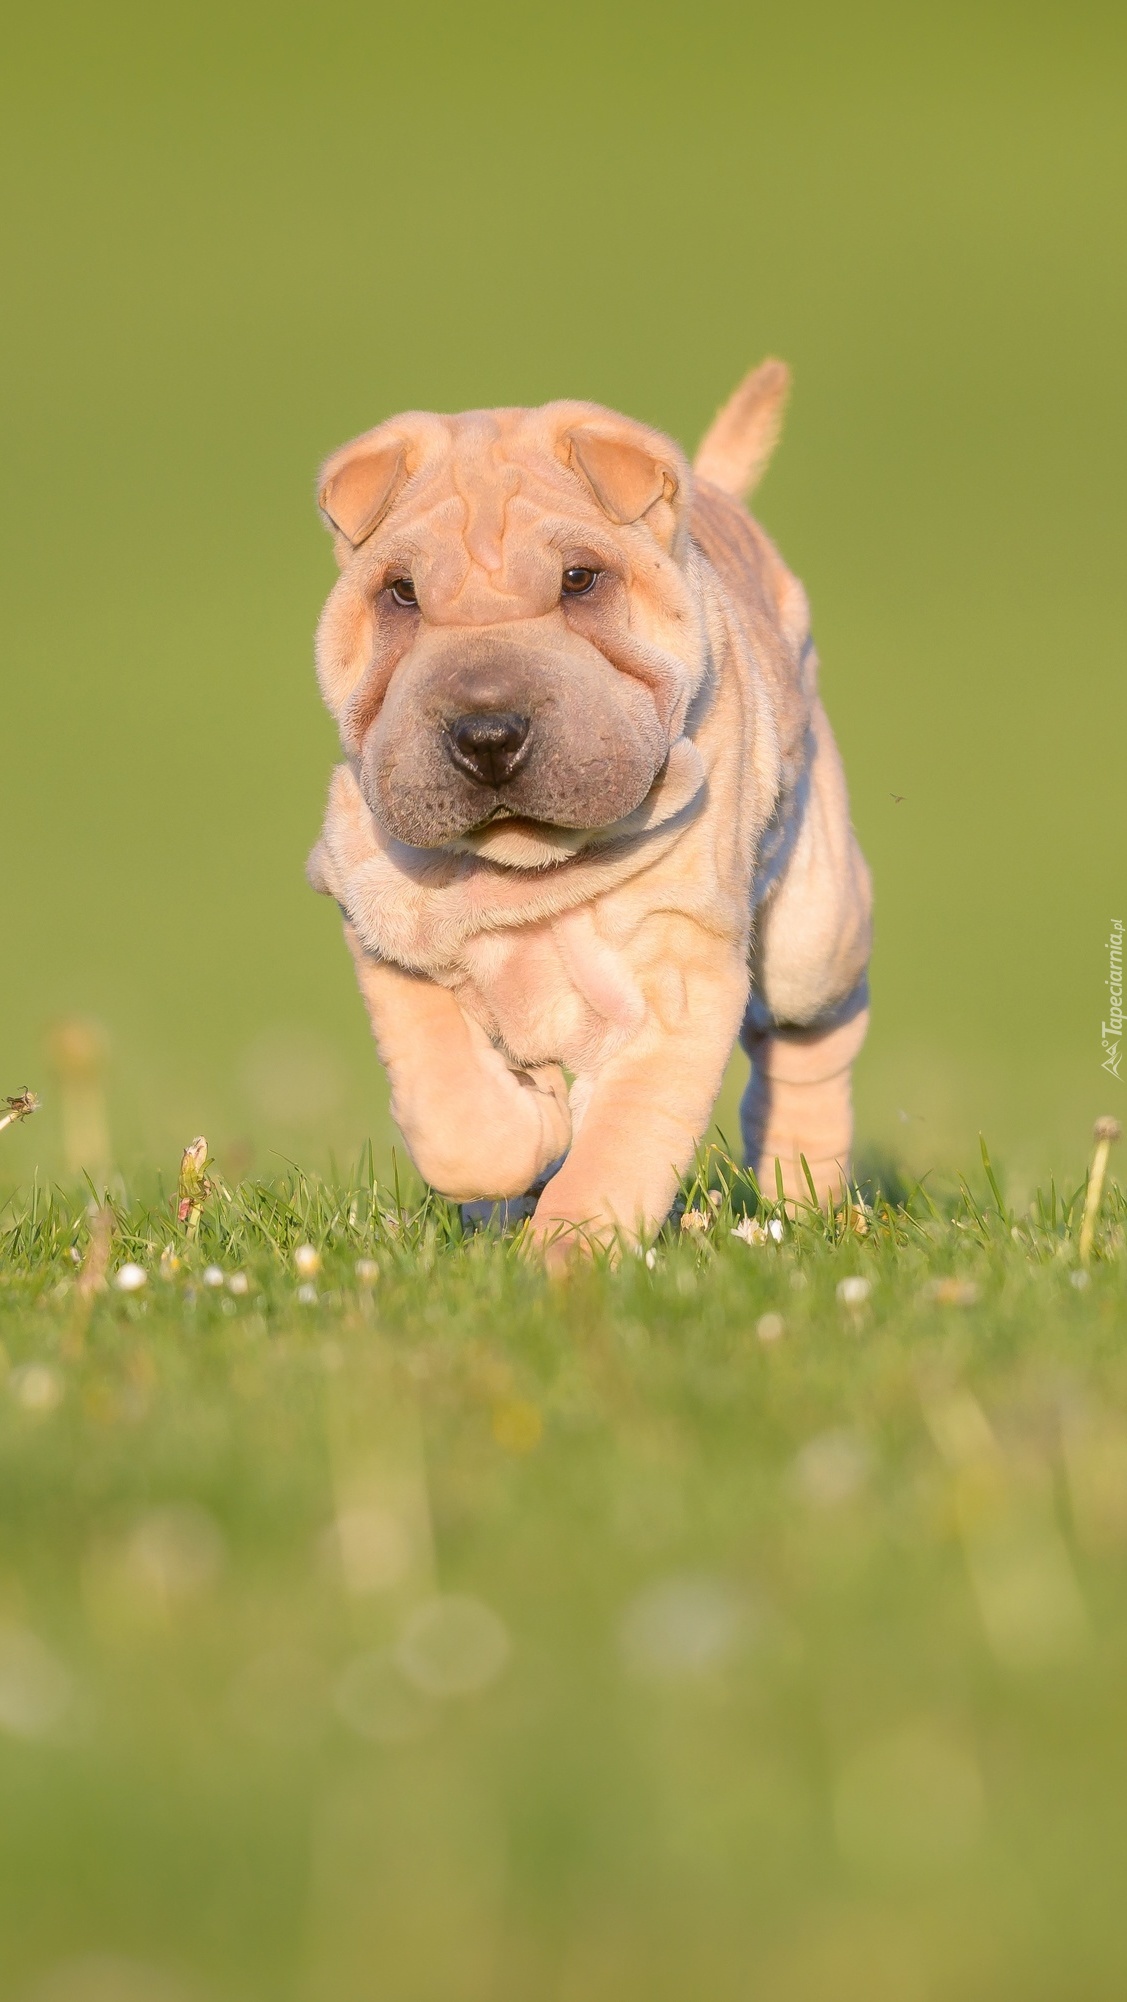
2,0,1124,1193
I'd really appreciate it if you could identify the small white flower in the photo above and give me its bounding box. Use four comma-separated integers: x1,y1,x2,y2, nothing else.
680,1209,709,1233
395,1594,511,1698
201,1265,225,1289
707,1190,723,1210
0,1627,73,1739
114,1263,147,1294
296,1283,318,1306
644,1248,658,1270
756,1312,785,1343
767,1218,785,1243
11,1364,63,1413
294,1244,321,1278
733,1217,768,1246
354,1258,379,1285
837,1275,871,1308
794,1429,871,1506
619,1575,750,1682
1070,1269,1091,1291
227,1272,250,1295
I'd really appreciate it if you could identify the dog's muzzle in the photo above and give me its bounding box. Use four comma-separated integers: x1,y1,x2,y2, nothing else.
445,711,532,788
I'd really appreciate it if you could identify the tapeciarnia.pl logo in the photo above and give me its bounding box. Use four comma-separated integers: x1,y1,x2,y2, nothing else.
1103,919,1124,1079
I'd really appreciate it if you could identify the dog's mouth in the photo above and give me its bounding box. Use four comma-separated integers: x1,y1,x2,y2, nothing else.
473,800,542,829
459,801,587,844
451,812,602,868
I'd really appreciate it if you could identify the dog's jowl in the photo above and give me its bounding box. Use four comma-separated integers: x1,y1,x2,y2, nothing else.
308,363,872,1253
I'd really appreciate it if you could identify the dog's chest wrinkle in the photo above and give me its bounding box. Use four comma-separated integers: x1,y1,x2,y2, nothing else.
550,907,645,1033
456,910,644,1069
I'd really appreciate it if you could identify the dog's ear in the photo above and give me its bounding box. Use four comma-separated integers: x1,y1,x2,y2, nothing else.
318,432,408,548
565,422,684,541
694,358,791,500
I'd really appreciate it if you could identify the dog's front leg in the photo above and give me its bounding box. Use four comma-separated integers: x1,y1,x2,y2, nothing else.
528,945,749,1258
344,924,571,1202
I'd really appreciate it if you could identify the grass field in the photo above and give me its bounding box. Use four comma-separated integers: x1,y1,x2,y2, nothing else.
3,1139,1127,2001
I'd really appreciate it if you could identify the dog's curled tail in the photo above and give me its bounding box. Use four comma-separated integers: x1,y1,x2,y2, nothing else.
693,357,791,502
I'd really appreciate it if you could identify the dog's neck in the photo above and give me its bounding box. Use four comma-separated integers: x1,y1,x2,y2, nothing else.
312,729,714,979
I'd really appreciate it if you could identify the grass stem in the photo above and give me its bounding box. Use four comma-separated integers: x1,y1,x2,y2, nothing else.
1079,1117,1121,1266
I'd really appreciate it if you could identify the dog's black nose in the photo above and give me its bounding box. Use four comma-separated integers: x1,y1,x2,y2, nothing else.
446,711,531,787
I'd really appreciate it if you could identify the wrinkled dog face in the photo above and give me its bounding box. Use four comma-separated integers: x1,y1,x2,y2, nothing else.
314,403,707,862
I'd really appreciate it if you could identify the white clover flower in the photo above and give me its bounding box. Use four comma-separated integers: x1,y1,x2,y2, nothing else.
114,1263,147,1293
201,1265,225,1289
733,1217,768,1247
0,1626,73,1739
794,1429,871,1505
395,1595,511,1698
11,1364,63,1413
294,1244,321,1278
837,1275,871,1308
227,1272,250,1296
619,1575,750,1683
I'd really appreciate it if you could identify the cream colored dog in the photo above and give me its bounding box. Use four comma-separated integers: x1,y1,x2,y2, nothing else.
308,363,871,1251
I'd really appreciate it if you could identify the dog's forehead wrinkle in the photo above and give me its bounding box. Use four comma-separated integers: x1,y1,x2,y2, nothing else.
444,437,518,576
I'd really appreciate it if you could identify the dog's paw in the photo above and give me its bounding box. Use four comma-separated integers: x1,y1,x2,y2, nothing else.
525,1193,621,1273
525,1217,598,1275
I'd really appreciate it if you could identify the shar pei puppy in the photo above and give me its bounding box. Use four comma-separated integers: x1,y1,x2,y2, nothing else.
308,362,872,1253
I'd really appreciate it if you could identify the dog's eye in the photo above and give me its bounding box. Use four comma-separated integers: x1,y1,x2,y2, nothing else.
388,577,418,607
561,566,598,596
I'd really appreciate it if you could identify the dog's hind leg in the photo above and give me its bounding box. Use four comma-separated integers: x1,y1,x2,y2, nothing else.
740,984,869,1208
744,693,872,1207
